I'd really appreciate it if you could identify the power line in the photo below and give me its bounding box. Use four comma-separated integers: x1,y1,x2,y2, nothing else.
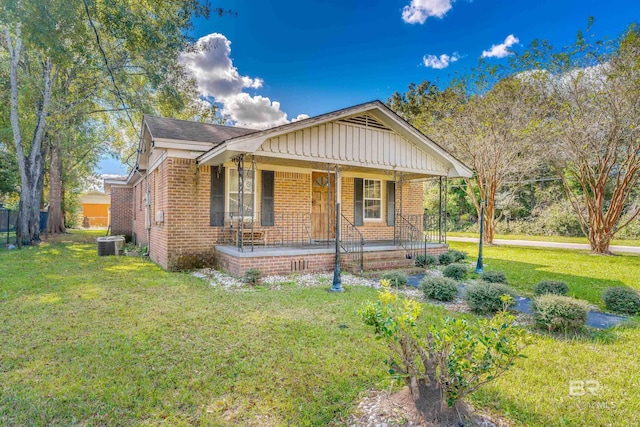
82,0,139,140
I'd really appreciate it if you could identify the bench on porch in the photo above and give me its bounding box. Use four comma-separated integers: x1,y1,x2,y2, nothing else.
232,229,266,246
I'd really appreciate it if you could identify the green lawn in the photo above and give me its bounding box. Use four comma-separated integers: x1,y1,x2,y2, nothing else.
0,231,639,426
449,241,640,305
449,231,640,247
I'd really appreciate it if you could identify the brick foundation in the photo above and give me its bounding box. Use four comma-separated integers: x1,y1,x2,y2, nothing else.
215,244,449,277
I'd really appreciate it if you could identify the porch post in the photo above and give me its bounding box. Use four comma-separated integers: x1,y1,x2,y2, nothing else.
393,171,397,245
331,164,342,292
251,155,256,252
438,176,443,244
444,177,448,244
327,163,331,246
236,154,245,251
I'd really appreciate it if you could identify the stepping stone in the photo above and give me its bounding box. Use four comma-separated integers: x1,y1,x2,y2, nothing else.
405,274,628,330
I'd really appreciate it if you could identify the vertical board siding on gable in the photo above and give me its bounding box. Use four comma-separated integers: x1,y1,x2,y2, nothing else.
256,120,448,174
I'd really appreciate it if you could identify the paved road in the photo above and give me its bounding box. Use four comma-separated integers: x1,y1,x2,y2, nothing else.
447,236,640,254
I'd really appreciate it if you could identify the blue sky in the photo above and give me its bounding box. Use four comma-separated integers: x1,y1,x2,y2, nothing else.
98,0,638,175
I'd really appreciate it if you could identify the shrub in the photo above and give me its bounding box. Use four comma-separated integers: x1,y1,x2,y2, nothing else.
448,250,468,263
442,263,468,281
480,270,507,284
359,282,530,423
464,282,517,314
421,277,459,301
415,254,437,269
603,287,640,315
242,268,262,286
534,280,569,296
438,251,455,266
381,271,408,287
532,294,589,332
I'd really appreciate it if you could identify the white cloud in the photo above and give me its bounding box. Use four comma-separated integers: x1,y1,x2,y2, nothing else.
402,0,455,24
181,33,306,129
481,34,520,58
422,52,460,69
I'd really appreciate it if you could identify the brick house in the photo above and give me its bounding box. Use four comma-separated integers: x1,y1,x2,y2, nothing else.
108,101,472,276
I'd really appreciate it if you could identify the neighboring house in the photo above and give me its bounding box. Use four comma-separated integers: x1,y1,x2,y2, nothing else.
109,101,472,275
80,191,111,228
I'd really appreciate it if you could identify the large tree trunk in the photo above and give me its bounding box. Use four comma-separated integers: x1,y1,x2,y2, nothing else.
5,24,55,246
47,142,66,234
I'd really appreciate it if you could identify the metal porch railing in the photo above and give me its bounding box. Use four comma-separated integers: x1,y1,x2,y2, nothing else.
340,214,364,275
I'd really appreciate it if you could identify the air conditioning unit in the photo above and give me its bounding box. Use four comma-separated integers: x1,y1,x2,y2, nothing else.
97,236,126,256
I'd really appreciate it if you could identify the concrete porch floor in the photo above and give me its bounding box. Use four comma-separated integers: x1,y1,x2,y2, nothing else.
215,240,448,258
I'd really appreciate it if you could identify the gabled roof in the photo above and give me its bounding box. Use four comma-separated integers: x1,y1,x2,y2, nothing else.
144,115,256,145
197,100,473,178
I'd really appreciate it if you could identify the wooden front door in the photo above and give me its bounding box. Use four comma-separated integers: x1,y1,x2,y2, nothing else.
311,172,335,240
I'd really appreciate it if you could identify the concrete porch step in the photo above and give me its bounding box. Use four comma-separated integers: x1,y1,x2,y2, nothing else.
342,257,417,274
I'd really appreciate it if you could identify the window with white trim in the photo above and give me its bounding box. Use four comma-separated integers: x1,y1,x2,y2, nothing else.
363,179,382,219
228,168,255,216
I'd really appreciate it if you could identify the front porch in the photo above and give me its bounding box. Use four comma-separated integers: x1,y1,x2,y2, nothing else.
214,239,449,277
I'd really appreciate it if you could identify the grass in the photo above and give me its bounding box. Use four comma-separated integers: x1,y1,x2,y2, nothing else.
449,231,640,247
449,241,640,306
446,241,640,426
0,231,639,426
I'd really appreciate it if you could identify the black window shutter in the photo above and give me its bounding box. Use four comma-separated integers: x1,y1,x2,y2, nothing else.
210,166,225,226
354,178,364,226
261,170,275,226
387,181,395,226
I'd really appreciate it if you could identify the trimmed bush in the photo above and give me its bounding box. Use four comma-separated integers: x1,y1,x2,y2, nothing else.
532,294,589,332
438,252,455,266
464,282,517,314
480,270,507,284
421,277,459,302
603,286,640,315
415,254,437,269
242,268,262,286
534,280,569,296
448,250,468,263
443,263,468,281
382,271,408,287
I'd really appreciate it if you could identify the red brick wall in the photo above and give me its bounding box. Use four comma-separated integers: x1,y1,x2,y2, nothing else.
215,245,448,277
341,177,424,241
216,250,336,277
110,186,133,238
133,154,432,272
164,158,222,270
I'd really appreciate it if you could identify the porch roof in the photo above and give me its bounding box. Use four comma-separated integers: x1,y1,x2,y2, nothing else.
197,101,472,179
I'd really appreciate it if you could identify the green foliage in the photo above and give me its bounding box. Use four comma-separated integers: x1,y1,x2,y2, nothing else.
242,268,262,286
479,270,508,284
603,287,640,315
532,294,589,333
360,282,529,415
534,280,569,296
442,263,468,281
420,276,459,301
415,254,437,268
381,271,408,287
464,282,517,314
438,251,455,266
0,147,19,198
448,250,468,262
